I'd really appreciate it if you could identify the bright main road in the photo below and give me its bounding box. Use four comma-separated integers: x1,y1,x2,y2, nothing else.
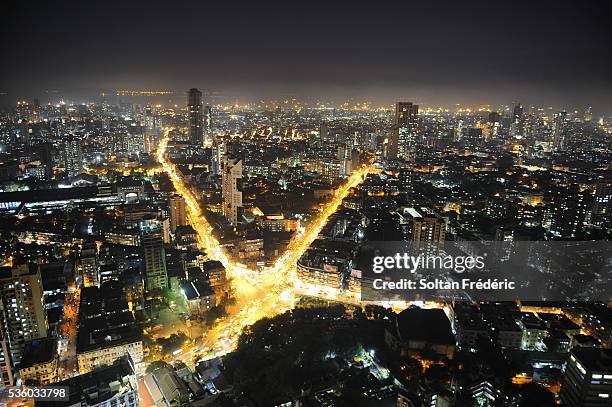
156,131,375,361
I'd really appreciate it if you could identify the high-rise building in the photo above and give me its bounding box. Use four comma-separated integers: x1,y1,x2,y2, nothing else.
398,169,415,195
591,178,612,226
512,103,523,121
404,207,446,242
552,111,568,151
211,138,225,176
337,144,352,177
222,155,243,226
144,105,156,131
453,118,464,142
316,158,344,184
64,136,83,178
126,132,145,155
0,318,13,386
80,241,99,287
387,102,419,161
203,105,212,145
169,194,187,232
0,264,48,366
560,347,612,407
141,226,168,292
510,103,524,139
549,188,589,238
144,132,162,154
188,88,203,146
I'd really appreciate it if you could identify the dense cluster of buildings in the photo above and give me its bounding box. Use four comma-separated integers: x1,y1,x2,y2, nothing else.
0,91,610,406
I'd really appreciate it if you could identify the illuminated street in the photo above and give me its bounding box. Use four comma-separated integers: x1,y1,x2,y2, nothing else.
156,131,376,361
58,285,80,379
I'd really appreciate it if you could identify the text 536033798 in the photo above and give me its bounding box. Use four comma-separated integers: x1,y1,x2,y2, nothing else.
1,386,69,402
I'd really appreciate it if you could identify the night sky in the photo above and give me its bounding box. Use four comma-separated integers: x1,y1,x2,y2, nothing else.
2,0,611,111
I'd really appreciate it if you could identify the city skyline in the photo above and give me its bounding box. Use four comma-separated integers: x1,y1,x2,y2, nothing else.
0,85,610,406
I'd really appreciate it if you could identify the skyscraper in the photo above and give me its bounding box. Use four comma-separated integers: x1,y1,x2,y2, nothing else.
512,103,523,121
222,155,243,226
169,194,187,232
141,226,168,292
510,103,524,139
211,138,226,176
64,136,83,178
126,132,145,155
591,178,612,226
337,144,350,177
0,264,48,366
188,88,203,146
387,102,419,161
203,105,212,145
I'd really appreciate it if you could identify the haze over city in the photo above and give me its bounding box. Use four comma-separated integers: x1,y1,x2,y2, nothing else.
2,0,612,111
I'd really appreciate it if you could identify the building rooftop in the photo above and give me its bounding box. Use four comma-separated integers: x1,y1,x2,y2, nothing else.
38,357,136,407
0,186,101,204
180,279,214,301
571,347,612,373
394,307,455,345
77,283,142,354
202,260,225,272
19,337,57,369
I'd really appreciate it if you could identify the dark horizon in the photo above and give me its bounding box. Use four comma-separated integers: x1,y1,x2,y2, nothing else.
2,0,612,113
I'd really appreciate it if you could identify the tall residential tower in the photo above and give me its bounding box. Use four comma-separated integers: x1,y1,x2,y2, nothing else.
188,88,203,146
387,102,419,161
0,264,48,366
222,155,243,226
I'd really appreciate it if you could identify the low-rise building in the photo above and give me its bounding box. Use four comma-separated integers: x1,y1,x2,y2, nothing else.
76,284,144,374
516,312,548,350
202,260,226,289
180,280,216,316
152,366,191,407
386,308,455,360
494,320,523,350
296,239,356,297
18,337,58,385
38,356,138,407
453,304,489,348
105,228,141,246
116,178,146,202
